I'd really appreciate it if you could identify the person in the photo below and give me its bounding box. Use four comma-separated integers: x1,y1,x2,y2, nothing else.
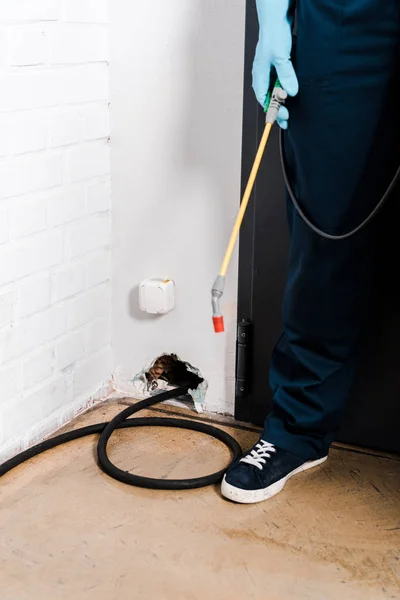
221,0,400,504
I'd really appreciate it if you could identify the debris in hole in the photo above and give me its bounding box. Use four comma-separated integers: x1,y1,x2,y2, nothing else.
132,354,207,412
111,355,207,412
146,354,203,389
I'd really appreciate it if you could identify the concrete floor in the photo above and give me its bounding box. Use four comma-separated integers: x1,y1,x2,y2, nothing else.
0,399,399,600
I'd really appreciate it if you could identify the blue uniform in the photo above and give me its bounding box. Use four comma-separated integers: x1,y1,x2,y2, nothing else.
263,0,400,458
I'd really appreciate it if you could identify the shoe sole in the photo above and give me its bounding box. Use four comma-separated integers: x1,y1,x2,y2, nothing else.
221,456,328,504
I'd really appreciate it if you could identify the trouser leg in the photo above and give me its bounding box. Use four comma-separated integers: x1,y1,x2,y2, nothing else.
264,0,400,459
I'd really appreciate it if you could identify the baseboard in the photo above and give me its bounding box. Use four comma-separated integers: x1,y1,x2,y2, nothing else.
0,378,114,465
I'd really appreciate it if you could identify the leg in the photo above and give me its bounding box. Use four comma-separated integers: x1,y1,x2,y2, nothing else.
222,0,400,504
265,0,400,459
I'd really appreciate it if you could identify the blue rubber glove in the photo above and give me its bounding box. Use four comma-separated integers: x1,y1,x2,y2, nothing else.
253,0,298,129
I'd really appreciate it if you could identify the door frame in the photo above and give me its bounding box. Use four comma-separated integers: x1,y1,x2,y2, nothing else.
235,1,260,423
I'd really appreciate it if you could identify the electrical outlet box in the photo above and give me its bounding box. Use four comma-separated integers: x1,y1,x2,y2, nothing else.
139,279,175,315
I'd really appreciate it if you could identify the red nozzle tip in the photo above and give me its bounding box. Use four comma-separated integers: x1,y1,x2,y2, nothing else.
213,316,224,333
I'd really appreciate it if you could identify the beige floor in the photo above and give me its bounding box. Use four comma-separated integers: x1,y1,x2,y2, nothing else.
0,399,399,600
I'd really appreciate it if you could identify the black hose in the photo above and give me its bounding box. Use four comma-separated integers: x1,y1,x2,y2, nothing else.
0,385,242,489
280,128,400,240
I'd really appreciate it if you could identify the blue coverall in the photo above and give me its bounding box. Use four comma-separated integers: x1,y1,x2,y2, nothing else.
262,0,400,459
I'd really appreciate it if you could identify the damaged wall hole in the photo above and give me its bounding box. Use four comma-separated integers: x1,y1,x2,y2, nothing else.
135,354,207,410
146,354,203,390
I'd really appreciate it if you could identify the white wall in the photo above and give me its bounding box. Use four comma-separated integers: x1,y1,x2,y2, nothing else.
0,0,112,460
110,1,246,413
0,0,246,460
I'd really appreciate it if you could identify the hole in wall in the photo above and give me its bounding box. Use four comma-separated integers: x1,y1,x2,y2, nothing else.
112,355,208,412
146,354,203,390
131,353,207,412
144,354,204,410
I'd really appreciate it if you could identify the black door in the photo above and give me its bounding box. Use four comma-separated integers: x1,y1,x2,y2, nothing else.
235,2,400,454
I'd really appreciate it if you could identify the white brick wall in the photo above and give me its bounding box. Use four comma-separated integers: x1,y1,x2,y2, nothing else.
0,1,112,460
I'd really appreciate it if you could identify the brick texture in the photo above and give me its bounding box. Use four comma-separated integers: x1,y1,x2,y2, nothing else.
0,2,112,455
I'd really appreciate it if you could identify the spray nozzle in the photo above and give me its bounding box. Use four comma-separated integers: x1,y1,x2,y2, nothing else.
211,275,225,333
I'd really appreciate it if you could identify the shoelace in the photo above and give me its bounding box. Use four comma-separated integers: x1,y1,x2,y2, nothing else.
240,440,276,470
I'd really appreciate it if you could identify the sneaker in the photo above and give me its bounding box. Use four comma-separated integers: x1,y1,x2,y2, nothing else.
221,439,327,504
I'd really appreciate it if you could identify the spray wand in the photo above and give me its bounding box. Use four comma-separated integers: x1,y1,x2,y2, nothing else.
211,80,287,333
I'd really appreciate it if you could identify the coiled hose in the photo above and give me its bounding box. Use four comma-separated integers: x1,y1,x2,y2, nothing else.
0,386,242,490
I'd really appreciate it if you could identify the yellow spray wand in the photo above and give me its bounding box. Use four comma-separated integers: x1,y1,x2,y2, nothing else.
211,80,287,333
